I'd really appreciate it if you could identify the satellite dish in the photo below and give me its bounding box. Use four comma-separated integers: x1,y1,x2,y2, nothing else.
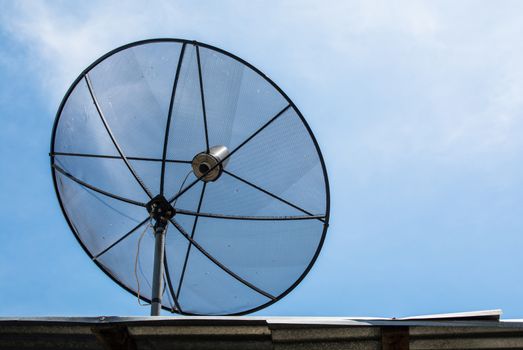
50,39,330,316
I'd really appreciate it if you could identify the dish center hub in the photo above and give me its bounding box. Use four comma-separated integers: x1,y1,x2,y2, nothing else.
192,145,229,182
146,195,176,222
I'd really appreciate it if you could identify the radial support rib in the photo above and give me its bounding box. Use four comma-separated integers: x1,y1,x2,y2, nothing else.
176,182,206,299
53,164,146,207
93,217,150,260
169,217,275,300
84,74,153,199
195,44,210,152
163,251,184,313
51,152,191,164
176,208,325,221
223,170,325,223
160,43,186,196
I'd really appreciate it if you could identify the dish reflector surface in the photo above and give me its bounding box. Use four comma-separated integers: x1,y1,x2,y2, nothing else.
50,39,329,315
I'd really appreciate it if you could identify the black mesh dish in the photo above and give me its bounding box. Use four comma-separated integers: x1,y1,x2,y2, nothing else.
50,39,330,315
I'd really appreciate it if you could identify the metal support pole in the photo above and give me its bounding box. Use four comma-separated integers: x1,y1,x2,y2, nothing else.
150,221,166,316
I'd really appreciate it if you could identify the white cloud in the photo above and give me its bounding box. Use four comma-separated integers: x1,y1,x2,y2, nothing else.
0,1,443,102
2,0,523,165
1,1,198,105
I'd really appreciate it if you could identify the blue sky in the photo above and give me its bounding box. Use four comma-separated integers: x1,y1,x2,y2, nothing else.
1,0,523,317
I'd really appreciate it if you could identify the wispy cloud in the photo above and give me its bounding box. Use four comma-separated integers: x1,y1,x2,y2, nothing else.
1,1,192,104
0,1,443,101
2,0,523,163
